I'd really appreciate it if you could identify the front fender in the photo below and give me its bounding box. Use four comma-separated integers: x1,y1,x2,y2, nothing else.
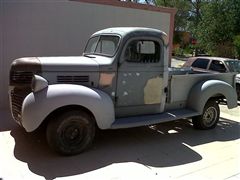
22,84,115,132
187,80,238,113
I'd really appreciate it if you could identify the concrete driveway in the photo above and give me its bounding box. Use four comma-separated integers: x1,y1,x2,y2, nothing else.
0,106,239,180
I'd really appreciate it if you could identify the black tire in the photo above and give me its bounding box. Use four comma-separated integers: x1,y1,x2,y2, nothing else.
236,84,240,101
46,110,95,155
192,100,220,130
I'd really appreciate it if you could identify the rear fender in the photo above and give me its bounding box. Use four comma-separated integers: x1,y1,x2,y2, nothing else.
187,80,238,113
22,84,115,132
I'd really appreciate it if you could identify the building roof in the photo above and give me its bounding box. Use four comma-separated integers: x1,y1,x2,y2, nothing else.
71,0,177,15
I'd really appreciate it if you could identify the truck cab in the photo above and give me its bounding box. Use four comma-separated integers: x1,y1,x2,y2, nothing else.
85,28,169,117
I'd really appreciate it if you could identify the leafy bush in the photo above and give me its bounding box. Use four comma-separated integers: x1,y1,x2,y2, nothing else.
174,47,184,57
234,35,240,58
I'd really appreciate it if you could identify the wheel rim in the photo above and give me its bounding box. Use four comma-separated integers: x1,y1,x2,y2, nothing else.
202,107,218,127
60,120,87,147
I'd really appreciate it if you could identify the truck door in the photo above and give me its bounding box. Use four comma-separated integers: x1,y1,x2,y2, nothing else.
115,37,167,117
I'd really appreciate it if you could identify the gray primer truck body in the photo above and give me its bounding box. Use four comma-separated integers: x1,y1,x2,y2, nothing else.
9,27,238,155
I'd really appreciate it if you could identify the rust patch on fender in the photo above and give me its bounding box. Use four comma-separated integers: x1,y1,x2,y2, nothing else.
99,73,115,87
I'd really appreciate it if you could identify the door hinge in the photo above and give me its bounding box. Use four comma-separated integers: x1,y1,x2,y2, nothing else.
164,87,168,93
115,96,118,102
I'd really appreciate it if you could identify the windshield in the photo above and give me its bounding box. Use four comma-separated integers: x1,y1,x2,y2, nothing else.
225,60,240,73
84,35,120,57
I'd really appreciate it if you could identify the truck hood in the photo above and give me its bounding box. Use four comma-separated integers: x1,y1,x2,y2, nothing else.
38,56,99,72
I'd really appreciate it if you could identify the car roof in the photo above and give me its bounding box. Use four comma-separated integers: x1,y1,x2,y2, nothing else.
191,56,237,61
183,56,239,68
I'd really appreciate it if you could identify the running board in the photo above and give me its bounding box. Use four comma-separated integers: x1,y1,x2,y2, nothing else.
111,109,199,129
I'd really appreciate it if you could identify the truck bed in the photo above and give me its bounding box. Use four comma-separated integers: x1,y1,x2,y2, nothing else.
168,68,236,105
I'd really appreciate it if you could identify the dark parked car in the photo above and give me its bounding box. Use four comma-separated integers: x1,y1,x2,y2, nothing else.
183,57,240,100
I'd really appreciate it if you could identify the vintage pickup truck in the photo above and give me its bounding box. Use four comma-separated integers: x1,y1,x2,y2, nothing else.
9,27,238,155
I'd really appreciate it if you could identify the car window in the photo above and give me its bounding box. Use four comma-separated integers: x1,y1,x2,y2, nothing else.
192,58,210,69
209,60,227,72
225,60,240,73
125,40,161,63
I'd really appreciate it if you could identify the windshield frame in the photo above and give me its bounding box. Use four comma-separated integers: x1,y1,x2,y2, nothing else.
83,34,121,57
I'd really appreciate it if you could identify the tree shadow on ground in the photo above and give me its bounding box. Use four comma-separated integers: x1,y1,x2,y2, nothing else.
9,117,240,180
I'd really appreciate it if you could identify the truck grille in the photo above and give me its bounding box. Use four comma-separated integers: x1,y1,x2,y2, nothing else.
57,75,89,84
10,88,31,123
9,71,33,123
10,71,33,85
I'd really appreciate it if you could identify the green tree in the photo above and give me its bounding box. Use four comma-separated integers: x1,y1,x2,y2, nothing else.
156,0,191,31
234,35,240,58
156,0,240,57
195,0,239,57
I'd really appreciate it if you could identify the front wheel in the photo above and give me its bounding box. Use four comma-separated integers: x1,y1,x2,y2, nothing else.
46,110,95,155
192,100,220,130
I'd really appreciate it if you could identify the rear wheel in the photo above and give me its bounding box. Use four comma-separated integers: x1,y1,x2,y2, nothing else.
236,84,240,101
192,100,220,130
46,110,95,155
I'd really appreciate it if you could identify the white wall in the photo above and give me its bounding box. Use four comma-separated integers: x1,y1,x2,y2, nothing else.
0,0,172,109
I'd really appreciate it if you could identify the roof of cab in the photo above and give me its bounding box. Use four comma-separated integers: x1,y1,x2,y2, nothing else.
92,27,169,45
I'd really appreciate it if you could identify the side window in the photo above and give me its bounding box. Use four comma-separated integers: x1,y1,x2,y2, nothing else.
192,58,210,69
125,40,160,63
209,60,227,72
